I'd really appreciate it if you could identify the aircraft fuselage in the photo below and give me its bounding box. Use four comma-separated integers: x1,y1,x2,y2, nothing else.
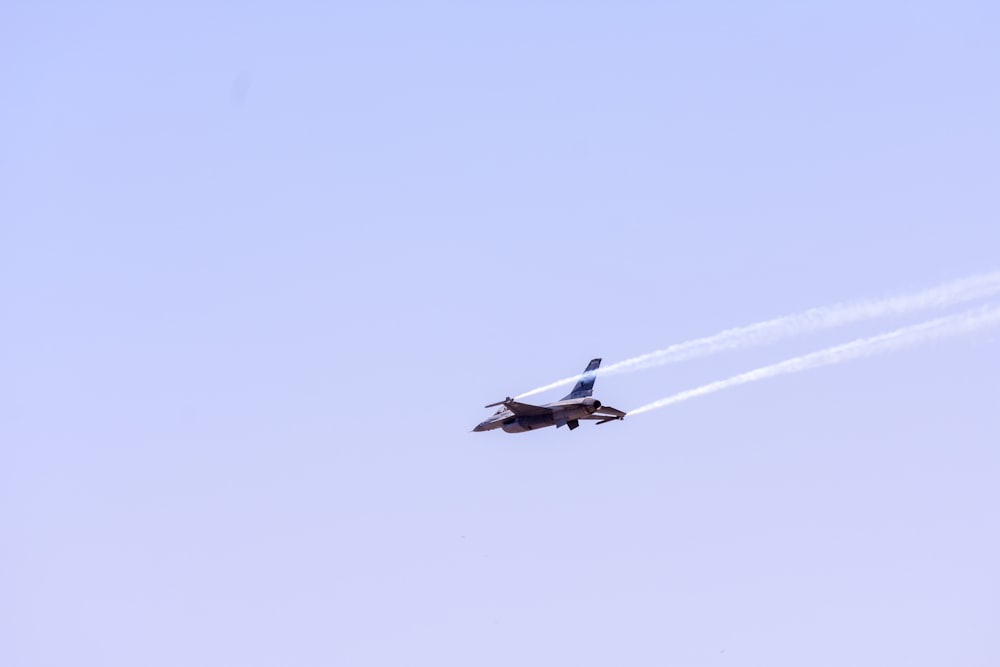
473,398,604,433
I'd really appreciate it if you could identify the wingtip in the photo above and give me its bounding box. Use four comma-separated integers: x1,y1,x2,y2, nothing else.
483,396,513,409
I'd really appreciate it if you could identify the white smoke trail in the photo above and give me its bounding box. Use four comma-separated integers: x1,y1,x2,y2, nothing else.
627,303,1000,416
516,270,1000,399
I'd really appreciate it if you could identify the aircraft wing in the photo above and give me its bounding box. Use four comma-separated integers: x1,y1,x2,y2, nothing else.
499,400,553,417
484,397,554,417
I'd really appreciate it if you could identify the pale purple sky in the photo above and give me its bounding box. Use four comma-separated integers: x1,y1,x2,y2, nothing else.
4,2,999,665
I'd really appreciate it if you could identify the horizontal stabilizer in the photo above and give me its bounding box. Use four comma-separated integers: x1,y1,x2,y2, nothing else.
584,405,626,425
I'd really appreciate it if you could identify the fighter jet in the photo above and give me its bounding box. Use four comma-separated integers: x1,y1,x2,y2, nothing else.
472,358,626,434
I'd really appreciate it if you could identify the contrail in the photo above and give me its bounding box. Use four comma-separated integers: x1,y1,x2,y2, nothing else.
515,270,1000,399
627,302,1000,416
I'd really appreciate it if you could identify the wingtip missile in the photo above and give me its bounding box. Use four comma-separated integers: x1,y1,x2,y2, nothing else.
484,396,513,409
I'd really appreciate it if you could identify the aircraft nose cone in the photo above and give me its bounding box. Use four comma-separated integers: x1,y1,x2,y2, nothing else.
472,422,487,432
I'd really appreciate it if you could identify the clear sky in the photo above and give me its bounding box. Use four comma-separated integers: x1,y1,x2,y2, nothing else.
4,2,999,665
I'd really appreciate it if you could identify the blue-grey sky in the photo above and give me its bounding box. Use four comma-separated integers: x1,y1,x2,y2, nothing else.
4,2,999,665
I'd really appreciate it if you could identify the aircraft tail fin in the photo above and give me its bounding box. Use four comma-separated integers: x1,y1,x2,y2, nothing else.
561,358,601,400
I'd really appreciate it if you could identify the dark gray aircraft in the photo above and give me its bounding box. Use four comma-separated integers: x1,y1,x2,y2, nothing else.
472,358,626,434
